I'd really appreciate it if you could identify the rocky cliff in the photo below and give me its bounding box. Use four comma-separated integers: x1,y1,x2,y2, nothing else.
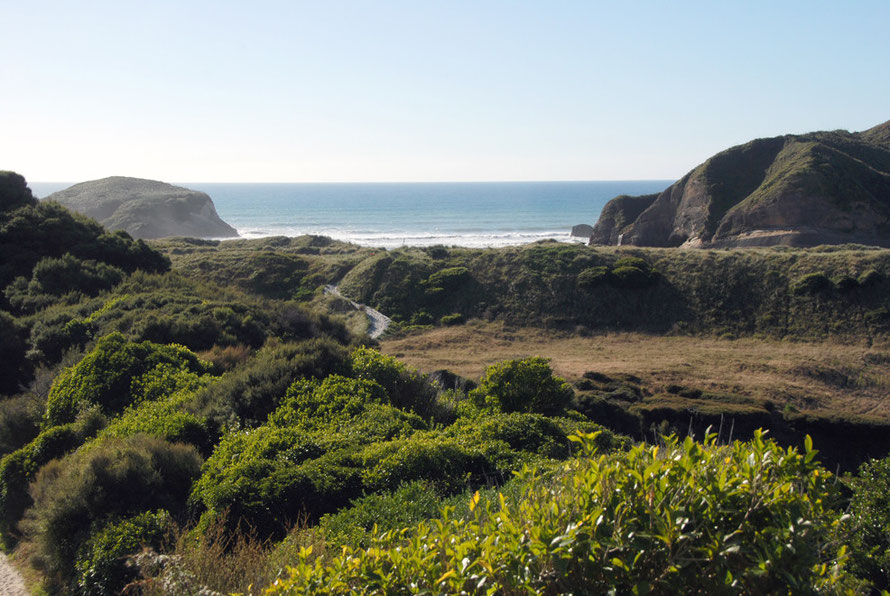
45,177,238,240
590,121,890,247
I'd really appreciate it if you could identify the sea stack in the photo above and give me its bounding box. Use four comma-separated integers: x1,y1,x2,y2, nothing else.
45,176,239,240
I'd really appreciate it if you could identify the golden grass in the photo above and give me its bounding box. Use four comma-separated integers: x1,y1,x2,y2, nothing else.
381,321,890,420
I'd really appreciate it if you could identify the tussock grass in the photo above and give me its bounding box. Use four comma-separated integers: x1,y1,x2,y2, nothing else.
382,321,890,420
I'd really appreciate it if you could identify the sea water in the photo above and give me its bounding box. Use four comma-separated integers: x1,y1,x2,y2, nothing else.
30,181,671,248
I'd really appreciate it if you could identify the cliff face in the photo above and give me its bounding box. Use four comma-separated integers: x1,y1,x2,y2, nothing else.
590,121,890,248
45,177,238,240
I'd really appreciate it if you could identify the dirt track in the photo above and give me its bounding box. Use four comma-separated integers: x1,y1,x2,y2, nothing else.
0,553,26,596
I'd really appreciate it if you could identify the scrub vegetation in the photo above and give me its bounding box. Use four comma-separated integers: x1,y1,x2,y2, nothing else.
3,171,890,593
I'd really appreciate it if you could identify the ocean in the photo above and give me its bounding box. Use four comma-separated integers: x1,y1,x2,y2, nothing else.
29,181,671,248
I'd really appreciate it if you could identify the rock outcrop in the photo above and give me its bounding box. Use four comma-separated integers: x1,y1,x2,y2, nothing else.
570,224,594,238
590,120,890,248
45,177,238,240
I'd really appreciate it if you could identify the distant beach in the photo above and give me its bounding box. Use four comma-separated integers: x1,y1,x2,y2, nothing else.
30,181,671,248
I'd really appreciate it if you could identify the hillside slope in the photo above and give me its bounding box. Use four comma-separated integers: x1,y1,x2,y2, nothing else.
46,177,238,240
590,120,890,247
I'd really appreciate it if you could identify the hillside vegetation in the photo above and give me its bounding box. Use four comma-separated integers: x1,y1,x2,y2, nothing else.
589,120,890,248
5,171,890,593
156,237,890,341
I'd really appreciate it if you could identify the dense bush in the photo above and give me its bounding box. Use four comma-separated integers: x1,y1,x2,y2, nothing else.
468,357,573,416
190,338,351,429
423,266,470,293
0,171,37,213
439,312,465,326
0,409,105,542
792,271,834,295
0,393,42,457
192,438,361,538
21,435,202,590
0,200,168,294
609,264,652,288
268,432,856,594
576,265,610,288
359,432,491,494
4,253,124,314
74,510,171,596
319,481,446,548
0,311,30,395
44,333,212,427
269,375,387,429
350,346,439,419
847,456,890,589
98,373,214,453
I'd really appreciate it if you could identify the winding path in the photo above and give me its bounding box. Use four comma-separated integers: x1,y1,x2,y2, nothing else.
0,553,27,596
324,285,392,340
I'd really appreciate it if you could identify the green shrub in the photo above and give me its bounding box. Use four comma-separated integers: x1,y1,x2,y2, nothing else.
5,254,124,312
469,357,573,416
190,338,351,429
613,256,650,270
269,375,387,429
423,267,470,293
44,333,212,427
610,265,652,289
439,312,465,326
297,404,428,453
577,266,610,289
359,432,490,493
791,271,834,295
0,311,31,395
351,347,438,418
21,435,202,589
0,393,42,457
192,433,360,538
319,481,446,548
98,376,214,454
0,171,36,213
835,275,859,292
858,269,883,288
409,311,434,325
443,412,572,460
0,200,169,293
847,456,890,589
0,410,105,541
75,510,172,596
268,431,855,594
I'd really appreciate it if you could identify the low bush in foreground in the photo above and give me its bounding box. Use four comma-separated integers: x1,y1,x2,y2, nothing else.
267,431,856,594
21,434,202,591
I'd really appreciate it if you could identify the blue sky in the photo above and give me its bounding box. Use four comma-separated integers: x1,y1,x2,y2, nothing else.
2,0,888,183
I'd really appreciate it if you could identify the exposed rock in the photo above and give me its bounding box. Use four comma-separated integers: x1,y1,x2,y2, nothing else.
590,120,890,248
570,223,594,239
45,177,238,240
588,193,658,245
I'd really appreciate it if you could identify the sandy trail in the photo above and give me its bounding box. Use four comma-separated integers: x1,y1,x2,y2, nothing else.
0,553,27,596
324,285,392,340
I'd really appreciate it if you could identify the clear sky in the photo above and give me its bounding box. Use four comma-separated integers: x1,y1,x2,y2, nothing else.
2,0,888,183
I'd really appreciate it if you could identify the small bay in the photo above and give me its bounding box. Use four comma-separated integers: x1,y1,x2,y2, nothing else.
30,180,671,248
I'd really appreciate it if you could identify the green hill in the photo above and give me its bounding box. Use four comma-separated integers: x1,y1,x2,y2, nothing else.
590,120,890,247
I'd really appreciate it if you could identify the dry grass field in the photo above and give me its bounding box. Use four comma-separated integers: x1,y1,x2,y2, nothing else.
382,321,890,420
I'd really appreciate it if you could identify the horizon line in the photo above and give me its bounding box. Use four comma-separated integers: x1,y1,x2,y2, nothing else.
32,178,677,185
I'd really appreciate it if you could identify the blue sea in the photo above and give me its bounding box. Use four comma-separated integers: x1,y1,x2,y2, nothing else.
30,181,671,248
